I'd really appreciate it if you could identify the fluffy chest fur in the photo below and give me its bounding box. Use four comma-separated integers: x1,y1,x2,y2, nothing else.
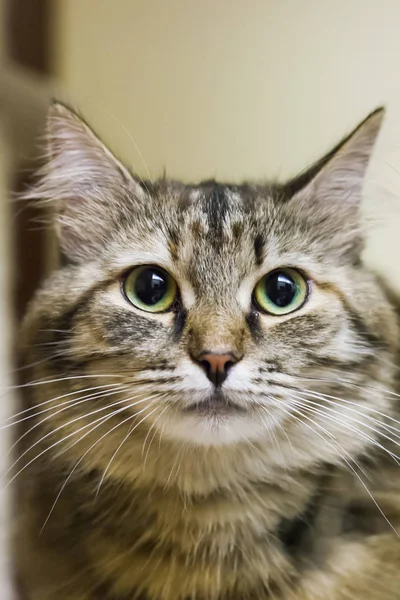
18,441,400,600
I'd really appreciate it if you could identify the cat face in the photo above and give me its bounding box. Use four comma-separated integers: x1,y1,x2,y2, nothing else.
21,106,399,466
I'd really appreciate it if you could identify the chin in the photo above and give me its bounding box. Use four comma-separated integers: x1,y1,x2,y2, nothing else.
159,409,269,447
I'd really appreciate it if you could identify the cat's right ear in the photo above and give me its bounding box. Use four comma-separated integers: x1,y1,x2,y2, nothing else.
24,102,147,263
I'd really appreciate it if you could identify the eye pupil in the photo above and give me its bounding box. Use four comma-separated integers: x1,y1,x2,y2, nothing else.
265,272,296,307
135,269,167,306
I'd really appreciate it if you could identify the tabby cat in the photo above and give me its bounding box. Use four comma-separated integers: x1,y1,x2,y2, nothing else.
13,104,400,599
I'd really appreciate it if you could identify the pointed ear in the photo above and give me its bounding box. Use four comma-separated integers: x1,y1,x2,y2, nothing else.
25,102,146,262
284,108,385,211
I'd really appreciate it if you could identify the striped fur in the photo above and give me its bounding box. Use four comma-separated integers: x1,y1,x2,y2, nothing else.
14,105,400,598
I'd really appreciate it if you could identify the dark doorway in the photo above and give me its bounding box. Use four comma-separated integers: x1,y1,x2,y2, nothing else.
5,0,53,321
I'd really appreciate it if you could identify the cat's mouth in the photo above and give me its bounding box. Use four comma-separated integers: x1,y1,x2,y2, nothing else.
184,391,245,415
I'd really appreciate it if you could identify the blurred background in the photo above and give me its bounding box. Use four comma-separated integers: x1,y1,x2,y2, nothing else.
2,0,400,595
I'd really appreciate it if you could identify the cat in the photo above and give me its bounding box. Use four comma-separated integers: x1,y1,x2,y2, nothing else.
12,103,400,599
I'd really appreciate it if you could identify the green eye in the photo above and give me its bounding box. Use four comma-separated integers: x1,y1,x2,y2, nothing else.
253,268,308,315
123,266,178,313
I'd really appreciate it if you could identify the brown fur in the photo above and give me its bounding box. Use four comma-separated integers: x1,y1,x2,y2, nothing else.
13,105,400,598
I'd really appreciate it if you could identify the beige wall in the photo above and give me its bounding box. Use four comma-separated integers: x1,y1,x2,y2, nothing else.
56,0,400,286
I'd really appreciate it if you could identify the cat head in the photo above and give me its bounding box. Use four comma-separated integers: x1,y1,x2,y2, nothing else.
21,105,398,483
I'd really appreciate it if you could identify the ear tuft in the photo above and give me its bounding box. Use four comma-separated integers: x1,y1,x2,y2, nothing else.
282,108,385,260
45,101,133,183
286,107,385,207
24,102,146,262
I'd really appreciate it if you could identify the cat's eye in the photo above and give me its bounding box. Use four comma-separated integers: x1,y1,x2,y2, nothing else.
122,266,178,313
253,268,308,315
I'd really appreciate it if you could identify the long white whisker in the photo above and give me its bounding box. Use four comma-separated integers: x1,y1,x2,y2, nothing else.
142,404,169,465
7,387,127,458
3,383,127,423
55,391,163,461
1,373,127,396
292,404,399,537
298,375,400,406
8,393,142,474
7,392,157,485
293,386,400,436
164,429,188,491
294,390,400,445
265,401,399,537
253,399,296,460
95,402,163,497
290,395,400,467
287,397,371,480
41,395,163,533
4,385,127,431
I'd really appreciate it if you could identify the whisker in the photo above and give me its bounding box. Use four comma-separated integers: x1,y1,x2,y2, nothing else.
263,401,399,537
6,392,157,485
54,389,167,463
299,374,400,404
164,443,186,490
258,405,289,468
142,404,169,466
0,373,127,397
253,399,296,460
292,378,400,428
41,394,164,533
3,384,127,427
95,402,163,497
290,395,400,467
288,397,372,480
7,386,127,458
293,389,400,442
293,404,399,537
38,329,71,335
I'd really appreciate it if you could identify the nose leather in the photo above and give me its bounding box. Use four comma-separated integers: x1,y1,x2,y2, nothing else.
195,352,239,386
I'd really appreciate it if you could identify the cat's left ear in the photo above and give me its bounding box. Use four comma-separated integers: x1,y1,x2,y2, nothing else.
284,108,385,211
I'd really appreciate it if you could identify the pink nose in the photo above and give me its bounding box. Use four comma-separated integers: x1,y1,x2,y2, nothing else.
195,352,239,387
